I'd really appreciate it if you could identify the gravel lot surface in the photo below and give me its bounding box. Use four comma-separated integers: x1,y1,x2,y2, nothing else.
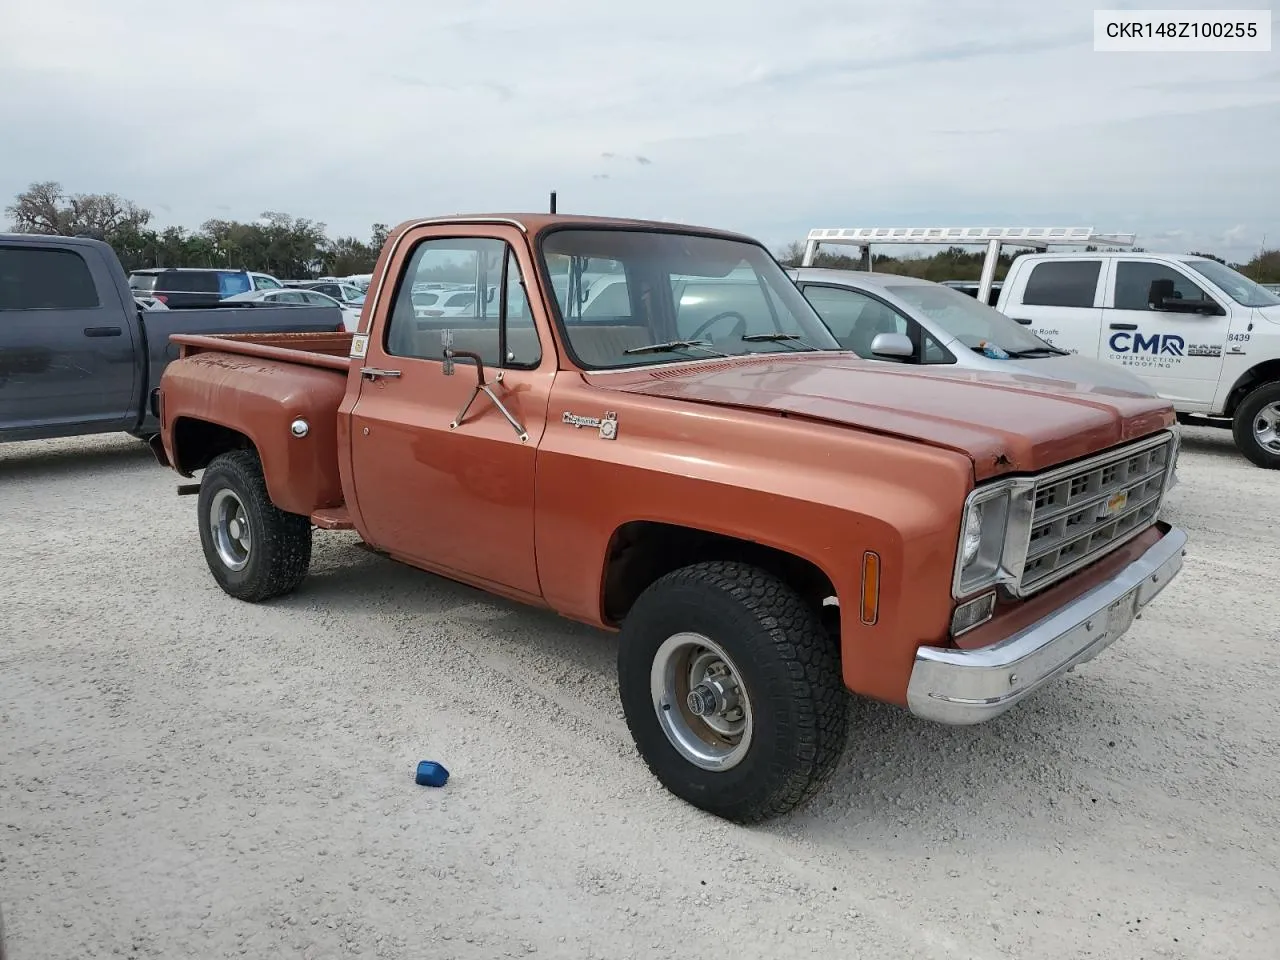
1,427,1277,959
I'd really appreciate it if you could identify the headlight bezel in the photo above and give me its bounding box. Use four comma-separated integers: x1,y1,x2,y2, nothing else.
951,478,1036,600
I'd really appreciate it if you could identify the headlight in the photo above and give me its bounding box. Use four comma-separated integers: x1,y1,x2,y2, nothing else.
962,508,983,565
953,484,1026,598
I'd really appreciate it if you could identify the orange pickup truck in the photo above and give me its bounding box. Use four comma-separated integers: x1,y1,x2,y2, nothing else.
151,213,1187,822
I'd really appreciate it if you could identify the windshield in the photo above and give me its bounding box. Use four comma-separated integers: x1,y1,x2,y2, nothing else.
540,229,839,368
129,274,156,292
1184,260,1280,308
884,283,1057,354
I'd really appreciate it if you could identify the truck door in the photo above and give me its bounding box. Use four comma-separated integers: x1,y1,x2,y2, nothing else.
1002,258,1105,359
1098,259,1228,408
0,242,140,437
348,227,553,597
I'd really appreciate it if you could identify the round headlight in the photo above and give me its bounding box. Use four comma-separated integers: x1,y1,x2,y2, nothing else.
962,506,983,565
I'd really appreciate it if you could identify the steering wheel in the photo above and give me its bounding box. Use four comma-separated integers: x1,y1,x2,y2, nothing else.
688,310,748,342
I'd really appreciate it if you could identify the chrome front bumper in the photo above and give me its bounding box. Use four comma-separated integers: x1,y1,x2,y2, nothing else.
906,525,1188,725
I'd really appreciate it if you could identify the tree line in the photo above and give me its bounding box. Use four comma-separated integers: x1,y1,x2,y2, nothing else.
4,182,387,279
6,181,1278,284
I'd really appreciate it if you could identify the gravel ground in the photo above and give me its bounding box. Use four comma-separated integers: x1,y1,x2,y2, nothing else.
1,427,1277,959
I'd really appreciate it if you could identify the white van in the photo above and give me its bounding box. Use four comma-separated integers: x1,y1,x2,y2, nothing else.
996,252,1280,468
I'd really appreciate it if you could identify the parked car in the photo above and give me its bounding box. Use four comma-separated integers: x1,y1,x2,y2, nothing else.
996,251,1280,467
294,280,367,310
790,269,1159,394
151,212,1185,823
0,233,343,444
128,267,284,307
223,288,360,331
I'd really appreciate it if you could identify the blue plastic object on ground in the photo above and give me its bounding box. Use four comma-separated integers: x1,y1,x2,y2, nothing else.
415,760,449,787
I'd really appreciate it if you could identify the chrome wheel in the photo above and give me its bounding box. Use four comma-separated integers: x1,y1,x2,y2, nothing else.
650,632,752,771
209,488,252,571
1253,401,1280,454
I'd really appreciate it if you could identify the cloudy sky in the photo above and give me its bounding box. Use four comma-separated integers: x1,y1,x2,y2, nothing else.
1,0,1276,261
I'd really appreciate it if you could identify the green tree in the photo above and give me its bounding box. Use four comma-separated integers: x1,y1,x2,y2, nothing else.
5,180,151,239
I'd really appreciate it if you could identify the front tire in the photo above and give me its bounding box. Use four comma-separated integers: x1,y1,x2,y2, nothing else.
1232,382,1280,469
617,561,848,822
196,450,312,602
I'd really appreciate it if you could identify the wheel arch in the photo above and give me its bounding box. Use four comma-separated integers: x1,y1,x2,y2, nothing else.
170,416,255,476
1223,360,1280,418
599,520,840,629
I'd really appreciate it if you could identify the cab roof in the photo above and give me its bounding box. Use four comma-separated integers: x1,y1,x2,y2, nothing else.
387,213,762,246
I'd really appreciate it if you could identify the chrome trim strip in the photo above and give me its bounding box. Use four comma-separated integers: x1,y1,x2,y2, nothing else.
1026,430,1173,488
910,525,1187,725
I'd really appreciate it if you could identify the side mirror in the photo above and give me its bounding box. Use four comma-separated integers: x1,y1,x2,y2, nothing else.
440,328,529,442
486,286,496,304
1159,297,1222,315
870,332,914,360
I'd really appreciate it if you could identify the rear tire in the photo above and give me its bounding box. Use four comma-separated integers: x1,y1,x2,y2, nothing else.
197,450,312,601
617,561,848,823
1231,382,1280,469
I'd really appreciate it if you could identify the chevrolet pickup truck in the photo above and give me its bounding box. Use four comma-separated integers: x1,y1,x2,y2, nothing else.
151,214,1187,822
1,233,343,444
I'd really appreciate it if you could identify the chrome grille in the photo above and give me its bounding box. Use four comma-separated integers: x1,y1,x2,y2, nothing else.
1018,434,1173,594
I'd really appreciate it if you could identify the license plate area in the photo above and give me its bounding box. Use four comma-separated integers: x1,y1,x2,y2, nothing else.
1106,588,1139,640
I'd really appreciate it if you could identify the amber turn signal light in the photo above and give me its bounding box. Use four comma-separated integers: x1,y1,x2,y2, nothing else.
860,551,880,625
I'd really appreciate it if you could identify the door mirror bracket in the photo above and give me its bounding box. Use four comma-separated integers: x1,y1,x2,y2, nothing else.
440,329,529,442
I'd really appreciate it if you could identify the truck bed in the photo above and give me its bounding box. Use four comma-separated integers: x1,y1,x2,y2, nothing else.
169,331,355,370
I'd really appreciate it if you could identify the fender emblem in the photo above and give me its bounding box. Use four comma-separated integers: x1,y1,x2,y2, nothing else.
562,410,619,440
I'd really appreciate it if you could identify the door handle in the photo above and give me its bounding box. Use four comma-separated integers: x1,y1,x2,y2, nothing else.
360,367,402,380
1108,322,1138,331
84,326,122,337
1012,317,1032,325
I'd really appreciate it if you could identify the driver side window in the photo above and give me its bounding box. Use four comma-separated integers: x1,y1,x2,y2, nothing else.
385,237,541,368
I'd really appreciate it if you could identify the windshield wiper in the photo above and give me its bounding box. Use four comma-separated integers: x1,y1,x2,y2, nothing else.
969,344,1069,359
1004,346,1069,358
741,332,819,352
622,338,728,357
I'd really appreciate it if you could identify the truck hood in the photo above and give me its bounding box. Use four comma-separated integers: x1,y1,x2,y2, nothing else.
596,353,1173,480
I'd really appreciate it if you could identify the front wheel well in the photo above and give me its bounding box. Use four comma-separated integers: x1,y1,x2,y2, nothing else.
171,417,255,475
601,521,838,626
1224,360,1280,418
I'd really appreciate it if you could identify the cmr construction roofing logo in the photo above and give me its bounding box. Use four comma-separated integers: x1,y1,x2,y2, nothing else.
1109,331,1185,356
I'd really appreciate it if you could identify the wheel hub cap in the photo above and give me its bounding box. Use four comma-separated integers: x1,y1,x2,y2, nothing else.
1254,401,1280,453
651,633,753,771
209,488,252,572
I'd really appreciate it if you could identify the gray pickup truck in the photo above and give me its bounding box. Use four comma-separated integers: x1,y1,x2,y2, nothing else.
1,233,343,444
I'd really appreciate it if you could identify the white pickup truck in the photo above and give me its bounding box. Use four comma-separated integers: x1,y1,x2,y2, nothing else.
996,252,1280,468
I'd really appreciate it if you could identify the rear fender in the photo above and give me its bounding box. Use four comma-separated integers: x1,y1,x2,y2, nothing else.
161,353,347,515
